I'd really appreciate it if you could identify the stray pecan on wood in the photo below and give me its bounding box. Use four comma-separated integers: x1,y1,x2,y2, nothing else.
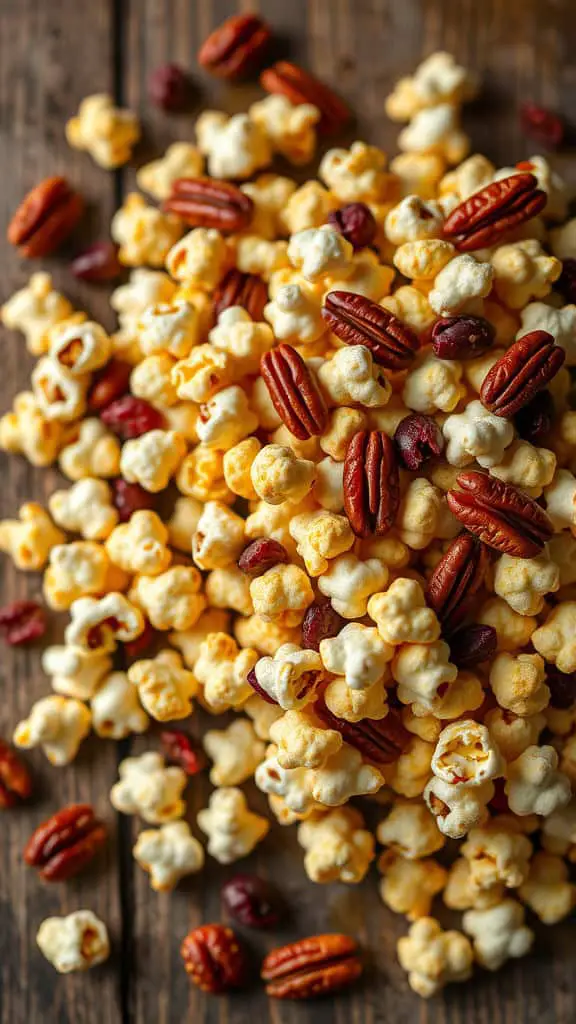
344,430,400,538
322,291,419,370
8,176,84,258
24,803,106,881
198,14,271,78
315,699,410,765
261,933,362,999
163,178,254,233
260,343,327,440
260,61,350,134
181,924,248,993
447,471,553,558
480,330,565,417
212,268,268,323
426,532,490,633
442,173,547,251
0,738,31,809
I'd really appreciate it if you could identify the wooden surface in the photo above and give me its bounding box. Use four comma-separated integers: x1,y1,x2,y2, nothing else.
1,1,575,1022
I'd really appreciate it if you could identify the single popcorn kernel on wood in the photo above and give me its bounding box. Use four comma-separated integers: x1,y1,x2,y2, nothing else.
181,924,248,993
261,933,362,1000
8,177,83,258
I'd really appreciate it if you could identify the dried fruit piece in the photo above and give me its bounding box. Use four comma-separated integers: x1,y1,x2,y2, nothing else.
87,360,132,412
164,178,254,233
238,538,289,577
443,173,547,252
261,344,327,440
198,14,271,78
327,203,377,251
301,602,345,651
149,64,191,111
221,874,284,929
480,330,565,417
447,471,553,558
431,315,495,361
394,413,444,471
8,176,84,258
112,479,156,522
545,667,576,709
181,924,248,993
160,730,205,775
520,102,564,149
558,258,576,304
101,396,165,439
344,430,400,538
322,291,418,370
212,268,268,323
71,242,122,282
426,533,490,632
0,600,46,645
448,624,498,669
261,933,362,999
315,700,410,765
24,803,106,882
247,668,279,706
260,61,350,134
123,620,160,659
513,389,554,446
0,739,32,809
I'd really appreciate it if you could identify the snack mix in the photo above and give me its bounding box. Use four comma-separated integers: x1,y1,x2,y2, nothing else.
2,13,576,1002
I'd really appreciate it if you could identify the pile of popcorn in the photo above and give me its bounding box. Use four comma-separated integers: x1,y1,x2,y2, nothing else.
3,46,576,997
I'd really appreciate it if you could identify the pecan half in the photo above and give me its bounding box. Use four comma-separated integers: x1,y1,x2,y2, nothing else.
426,533,490,632
315,700,410,764
344,430,400,538
480,330,565,417
24,803,106,881
164,177,253,233
447,471,553,558
442,173,547,251
260,61,350,134
198,14,271,78
262,933,361,999
181,924,248,993
260,344,327,440
0,738,32,809
322,291,418,370
8,176,84,258
212,268,268,323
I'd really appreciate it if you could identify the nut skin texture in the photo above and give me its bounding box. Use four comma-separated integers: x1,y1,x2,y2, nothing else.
558,259,576,304
431,315,495,361
394,413,444,471
344,430,400,538
164,178,254,233
447,624,498,669
0,600,46,645
181,924,248,994
480,330,565,418
260,61,350,134
71,242,122,283
198,14,271,79
101,396,165,439
24,803,106,882
261,344,328,440
520,102,564,149
315,699,410,765
514,390,555,446
87,360,132,412
447,470,553,558
426,533,490,633
545,667,576,710
327,203,377,251
261,933,362,1000
238,538,290,578
0,739,32,809
442,173,547,251
301,602,345,651
212,268,268,324
7,176,84,258
322,292,418,370
221,874,284,929
149,64,191,111
160,730,205,775
112,479,157,522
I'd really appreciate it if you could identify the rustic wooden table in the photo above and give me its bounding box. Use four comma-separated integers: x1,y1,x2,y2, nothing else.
1,1,575,1022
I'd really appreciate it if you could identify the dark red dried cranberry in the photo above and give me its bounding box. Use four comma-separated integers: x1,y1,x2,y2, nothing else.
0,600,46,646
489,777,509,814
161,729,205,775
447,624,497,669
71,242,122,283
112,479,156,522
558,259,576,304
514,389,554,445
149,64,192,111
394,413,444,471
545,666,576,709
123,620,161,659
101,396,165,439
221,874,285,929
246,668,278,705
520,102,564,149
301,602,345,652
87,359,132,412
431,315,495,361
327,203,377,251
237,538,289,577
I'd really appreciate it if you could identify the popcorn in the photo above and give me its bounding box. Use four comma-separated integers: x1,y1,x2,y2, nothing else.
13,695,91,766
1,272,73,355
59,418,121,480
244,694,283,740
533,601,576,673
120,429,187,492
442,400,514,468
42,644,112,700
206,566,254,617
398,104,470,165
31,357,88,422
486,706,545,765
324,674,388,723
91,670,149,739
424,776,494,838
505,745,571,817
196,385,258,450
385,52,478,120
111,193,182,267
111,269,177,328
479,597,537,653
240,173,297,237
250,444,316,506
397,917,473,998
320,622,393,690
544,469,576,530
318,345,391,408
429,253,493,315
49,478,118,541
379,852,447,920
384,196,444,246
209,307,274,375
289,510,354,576
313,456,345,511
380,284,436,335
390,151,446,200
190,500,244,571
131,566,206,632
49,321,111,378
493,552,560,618
392,640,458,713
320,407,366,462
194,632,257,713
136,142,204,200
318,552,389,619
106,510,171,576
66,93,139,167
203,718,266,786
394,238,455,280
263,283,325,345
490,440,556,497
234,236,290,280
462,900,533,971
518,851,576,924
255,748,316,816
196,110,272,179
282,180,338,235
250,563,314,627
298,807,375,883
443,857,504,911
376,800,445,859
197,787,269,864
430,720,502,788
137,300,202,361
0,502,64,571
165,227,228,289
462,824,533,891
368,578,441,645
65,592,144,653
0,391,64,467
489,652,550,719
403,354,466,414
169,607,230,666
519,301,576,365
234,614,299,657
491,239,561,308
254,643,324,710
128,649,198,722
110,751,187,823
43,541,111,610
287,225,353,283
36,911,109,974
269,708,342,769
249,94,320,164
319,142,395,203
173,345,234,405
439,154,495,202
177,445,232,503
133,821,204,892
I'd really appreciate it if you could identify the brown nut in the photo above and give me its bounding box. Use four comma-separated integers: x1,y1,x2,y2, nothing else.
0,738,32,809
322,291,418,370
260,61,350,134
344,430,400,538
260,343,327,440
163,177,254,233
480,330,565,417
181,924,248,993
261,933,362,999
447,471,553,558
442,173,547,251
198,14,271,79
212,268,268,323
24,803,106,881
315,699,410,765
426,532,490,632
8,176,84,258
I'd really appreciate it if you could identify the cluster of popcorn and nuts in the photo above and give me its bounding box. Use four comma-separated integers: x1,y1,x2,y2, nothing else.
2,11,576,1000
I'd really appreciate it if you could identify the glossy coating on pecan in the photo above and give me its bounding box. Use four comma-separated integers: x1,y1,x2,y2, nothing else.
394,413,444,471
101,396,165,439
480,330,565,417
260,61,350,134
426,533,490,633
260,344,327,440
344,430,400,538
514,389,555,446
301,602,345,651
221,873,285,929
261,933,361,999
447,471,553,558
442,173,547,251
7,176,84,258
238,538,290,577
315,699,410,765
24,803,106,882
545,667,576,710
212,268,268,323
198,14,271,78
431,315,495,361
88,360,132,411
112,479,157,522
71,242,122,282
181,924,248,993
323,291,418,370
0,739,32,809
327,203,377,251
520,102,564,149
160,729,205,775
0,600,46,645
163,178,254,233
149,64,191,111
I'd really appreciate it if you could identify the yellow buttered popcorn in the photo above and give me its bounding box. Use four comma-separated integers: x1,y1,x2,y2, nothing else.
14,696,91,766
397,917,473,998
223,437,261,500
289,510,354,576
393,238,455,280
197,787,269,864
390,151,446,199
177,445,232,504
106,510,171,576
49,478,118,541
269,708,342,769
379,851,447,919
43,541,111,610
491,239,561,309
298,807,375,884
194,631,256,713
368,578,441,645
49,320,111,376
128,649,198,722
111,268,177,328
131,566,205,632
196,110,272,180
111,193,182,267
385,52,478,121
1,272,73,356
250,564,314,626
251,444,316,505
234,236,290,280
203,718,266,786
209,306,274,375
403,353,466,414
533,602,576,673
493,553,560,616
120,430,187,492
111,751,187,824
0,391,65,467
0,502,64,571
249,95,320,165
130,354,179,409
380,284,436,335
282,180,338,235
136,142,203,200
58,418,121,481
319,141,397,204
173,344,235,404
66,93,140,167
241,173,297,238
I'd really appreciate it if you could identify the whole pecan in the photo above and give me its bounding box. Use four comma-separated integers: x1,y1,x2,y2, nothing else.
426,533,490,633
71,242,122,282
431,315,495,361
8,176,84,258
163,178,254,233
181,924,248,993
447,471,553,558
260,344,327,440
198,14,271,78
480,330,565,417
260,61,350,134
448,624,498,669
442,173,547,251
344,430,400,538
315,700,410,765
0,739,32,809
327,203,377,251
322,291,418,370
238,538,290,577
0,600,46,645
261,933,362,999
514,389,555,446
212,268,268,323
24,803,106,882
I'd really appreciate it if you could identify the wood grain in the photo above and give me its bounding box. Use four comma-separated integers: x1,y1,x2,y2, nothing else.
1,1,575,1023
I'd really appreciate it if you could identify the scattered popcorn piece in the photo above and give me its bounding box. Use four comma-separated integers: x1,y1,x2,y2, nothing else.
49,478,118,541
1,272,73,356
518,851,576,924
443,400,514,468
424,776,494,838
479,597,537,653
489,652,551,717
192,500,244,571
462,825,532,891
0,391,64,467
287,225,353,282
196,110,272,179
269,708,342,769
397,917,473,998
491,239,561,309
131,566,206,632
264,283,326,345
505,745,571,817
65,592,144,653
318,552,389,619
368,578,441,645
323,674,389,723
319,142,395,204
66,93,139,167
251,444,317,506
197,787,269,864
320,622,393,690
250,563,314,626
386,52,478,121
282,180,338,235
379,851,447,920
519,302,576,365
194,632,257,713
91,670,149,739
136,142,204,200
431,720,502,788
490,440,556,498
133,821,204,891
59,418,121,481
31,357,88,423
203,718,266,786
255,748,317,816
0,502,64,571
376,800,445,859
37,911,109,974
249,94,320,165
429,253,493,315
196,385,258,450
111,193,182,267
289,509,354,576
533,601,576,673
128,649,198,722
111,751,187,823
120,429,187,492
544,469,576,531
397,478,444,549
298,807,375,884
42,644,111,700
43,540,111,610
403,354,466,414
254,643,324,710
318,345,391,408
385,195,444,245
392,640,458,713
106,510,171,576
462,900,533,971
13,695,91,766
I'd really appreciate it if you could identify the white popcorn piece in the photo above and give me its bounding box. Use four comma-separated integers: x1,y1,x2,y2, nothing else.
398,104,470,165
13,695,91,766
319,141,393,203
196,110,272,179
110,751,187,823
264,283,325,345
208,306,274,375
120,430,187,492
192,501,245,570
203,718,266,786
136,142,204,200
298,806,375,884
49,478,118,541
50,320,112,375
106,510,171,576
287,225,353,282
462,825,533,892
251,444,317,506
368,578,441,645
386,52,478,120
424,776,494,839
65,592,144,653
37,911,109,974
392,640,458,712
254,643,324,710
137,299,203,360
397,917,473,998
318,552,389,619
376,800,445,859
0,502,65,571
42,644,112,700
385,195,444,246
519,302,576,365
318,346,391,408
249,94,320,164
58,418,121,481
505,745,571,817
431,720,502,788
43,540,111,611
532,601,576,673
311,744,384,806
462,900,533,971
442,400,514,468
31,357,88,422
403,354,466,414
111,268,176,326
490,440,556,498
1,272,73,356
66,93,139,168
133,821,204,891
320,622,393,690
194,632,256,713
0,391,65,468
544,469,576,530
111,193,182,268
255,748,317,816
429,254,493,315
128,650,198,722
166,227,228,289
197,787,269,864
196,385,258,450
91,671,149,739
491,239,561,309
397,478,444,549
